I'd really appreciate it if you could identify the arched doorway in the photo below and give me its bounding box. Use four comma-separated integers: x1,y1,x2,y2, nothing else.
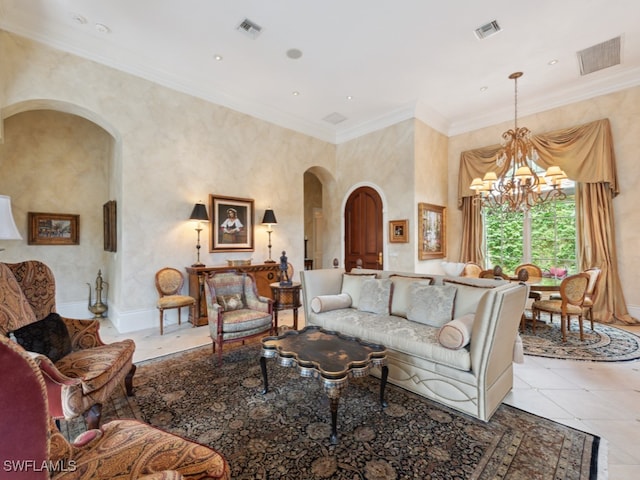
344,186,383,271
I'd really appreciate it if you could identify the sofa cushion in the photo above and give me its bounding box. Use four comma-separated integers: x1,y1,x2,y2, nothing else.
438,314,475,350
407,284,457,327
12,312,72,363
443,278,497,317
341,273,376,308
358,278,392,314
311,293,352,313
389,275,434,318
55,339,135,394
307,308,471,371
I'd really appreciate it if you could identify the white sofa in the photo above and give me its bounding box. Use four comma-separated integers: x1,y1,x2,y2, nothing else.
300,268,527,421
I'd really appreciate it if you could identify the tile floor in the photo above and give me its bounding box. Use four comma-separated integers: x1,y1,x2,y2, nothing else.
100,312,640,480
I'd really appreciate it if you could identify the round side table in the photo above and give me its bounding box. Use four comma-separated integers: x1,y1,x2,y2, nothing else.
269,282,302,330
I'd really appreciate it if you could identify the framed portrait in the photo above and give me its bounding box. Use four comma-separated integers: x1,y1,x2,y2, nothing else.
418,203,446,260
389,219,408,243
103,200,117,252
28,212,79,245
210,194,254,252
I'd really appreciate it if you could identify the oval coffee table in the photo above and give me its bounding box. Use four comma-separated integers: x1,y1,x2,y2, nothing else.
260,325,388,444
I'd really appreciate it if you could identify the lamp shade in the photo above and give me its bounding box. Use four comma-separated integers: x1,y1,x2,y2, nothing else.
0,195,22,240
189,202,209,222
261,209,277,225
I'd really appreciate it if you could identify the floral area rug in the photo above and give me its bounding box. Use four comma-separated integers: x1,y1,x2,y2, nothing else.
61,343,602,480
521,314,640,362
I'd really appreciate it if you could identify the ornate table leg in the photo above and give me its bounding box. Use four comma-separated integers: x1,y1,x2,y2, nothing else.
329,397,340,445
260,356,269,394
380,365,389,408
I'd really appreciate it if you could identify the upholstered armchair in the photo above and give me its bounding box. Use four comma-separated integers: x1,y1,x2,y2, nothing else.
204,271,274,365
0,335,230,480
0,260,136,429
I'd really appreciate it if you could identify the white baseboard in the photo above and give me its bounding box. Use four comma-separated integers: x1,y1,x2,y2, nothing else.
627,304,640,321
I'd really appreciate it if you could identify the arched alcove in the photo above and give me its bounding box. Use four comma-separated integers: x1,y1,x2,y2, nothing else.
0,100,121,317
303,166,336,270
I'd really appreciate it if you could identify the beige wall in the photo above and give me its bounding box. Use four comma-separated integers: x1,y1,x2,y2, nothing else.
1,29,638,329
0,31,335,331
448,86,640,318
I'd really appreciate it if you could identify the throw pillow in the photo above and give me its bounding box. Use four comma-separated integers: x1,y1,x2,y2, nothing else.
340,273,376,308
358,278,392,314
217,293,244,311
310,293,352,313
438,314,475,349
389,275,434,318
443,279,496,317
407,284,457,327
12,312,72,363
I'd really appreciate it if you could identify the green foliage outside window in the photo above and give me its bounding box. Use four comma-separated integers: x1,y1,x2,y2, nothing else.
484,195,577,275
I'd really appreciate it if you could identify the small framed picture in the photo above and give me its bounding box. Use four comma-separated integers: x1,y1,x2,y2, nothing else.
389,219,409,243
103,200,117,252
210,194,254,252
418,203,446,260
28,212,79,245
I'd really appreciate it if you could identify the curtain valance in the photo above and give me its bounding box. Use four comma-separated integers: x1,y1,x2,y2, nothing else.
457,118,619,208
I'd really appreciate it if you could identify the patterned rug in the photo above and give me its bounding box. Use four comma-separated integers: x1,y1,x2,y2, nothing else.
61,343,603,479
521,315,640,362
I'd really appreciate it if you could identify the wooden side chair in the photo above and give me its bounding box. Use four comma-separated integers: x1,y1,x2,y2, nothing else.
461,262,482,278
155,267,196,335
531,273,590,342
548,267,601,330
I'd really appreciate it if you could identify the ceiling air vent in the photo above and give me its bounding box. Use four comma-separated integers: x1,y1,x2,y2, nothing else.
577,36,621,75
474,20,502,40
237,18,262,39
323,112,347,125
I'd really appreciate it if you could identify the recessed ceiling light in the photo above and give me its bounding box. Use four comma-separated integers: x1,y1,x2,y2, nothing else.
548,59,559,65
292,91,300,96
346,95,354,100
480,86,488,92
71,14,87,25
95,23,111,33
214,54,223,61
286,48,303,60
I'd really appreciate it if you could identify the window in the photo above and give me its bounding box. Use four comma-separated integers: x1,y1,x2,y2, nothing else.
484,186,577,275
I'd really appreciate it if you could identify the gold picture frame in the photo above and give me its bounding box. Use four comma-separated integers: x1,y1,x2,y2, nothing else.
418,203,446,260
389,219,408,243
210,194,255,252
28,212,79,245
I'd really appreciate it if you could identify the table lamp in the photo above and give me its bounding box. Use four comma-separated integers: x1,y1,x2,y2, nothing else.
189,201,209,267
261,209,277,263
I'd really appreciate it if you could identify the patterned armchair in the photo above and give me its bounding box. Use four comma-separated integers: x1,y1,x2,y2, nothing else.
0,335,230,479
0,260,136,429
204,271,274,365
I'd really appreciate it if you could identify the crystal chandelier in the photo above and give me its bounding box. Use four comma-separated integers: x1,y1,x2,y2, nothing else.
470,72,567,212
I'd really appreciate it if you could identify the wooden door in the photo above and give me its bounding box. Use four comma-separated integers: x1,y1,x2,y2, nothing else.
344,186,383,271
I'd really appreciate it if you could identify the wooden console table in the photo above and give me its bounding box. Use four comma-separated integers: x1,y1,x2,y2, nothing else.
186,263,280,326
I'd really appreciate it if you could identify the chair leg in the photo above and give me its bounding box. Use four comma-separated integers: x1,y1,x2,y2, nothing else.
84,403,103,430
178,308,182,326
125,364,136,396
532,308,537,334
578,315,584,341
561,315,567,342
191,303,196,328
159,309,164,335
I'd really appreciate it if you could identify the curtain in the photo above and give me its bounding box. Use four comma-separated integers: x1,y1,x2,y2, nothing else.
458,118,636,324
576,183,635,324
458,197,484,265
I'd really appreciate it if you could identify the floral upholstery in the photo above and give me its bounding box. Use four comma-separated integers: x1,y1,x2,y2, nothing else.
0,335,230,480
205,271,273,365
0,261,136,429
